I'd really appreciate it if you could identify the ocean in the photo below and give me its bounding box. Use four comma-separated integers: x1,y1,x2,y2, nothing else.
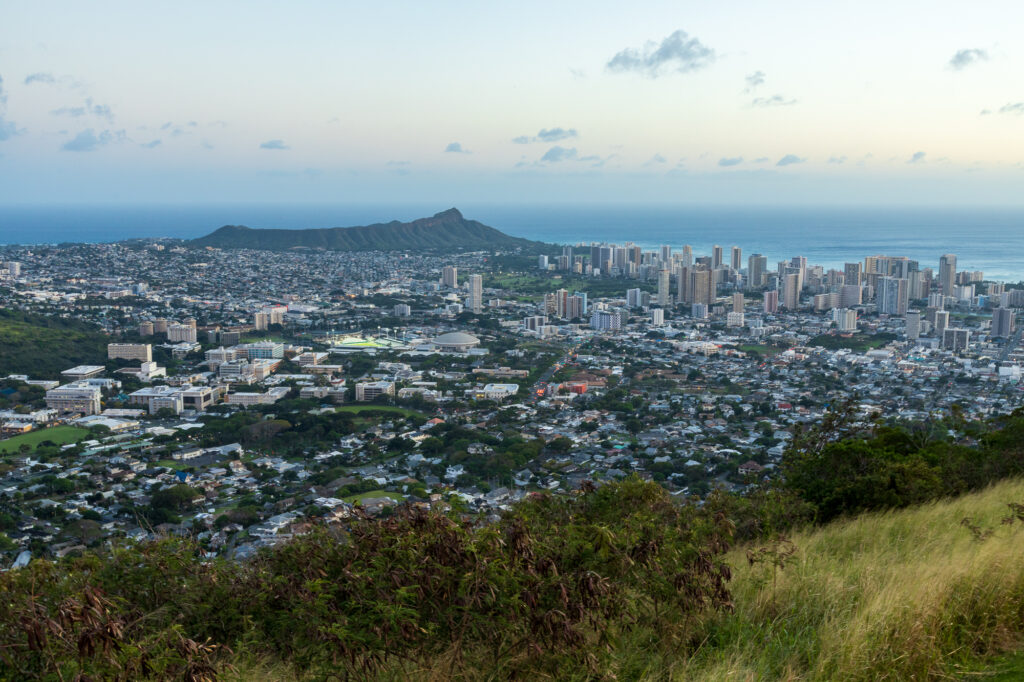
1,203,1023,281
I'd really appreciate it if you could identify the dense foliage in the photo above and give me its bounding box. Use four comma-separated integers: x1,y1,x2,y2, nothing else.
0,478,735,680
0,310,110,378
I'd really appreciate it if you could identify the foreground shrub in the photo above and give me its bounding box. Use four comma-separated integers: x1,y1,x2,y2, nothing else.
0,477,735,679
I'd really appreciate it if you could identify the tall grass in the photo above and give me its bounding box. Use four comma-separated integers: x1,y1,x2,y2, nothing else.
678,478,1024,681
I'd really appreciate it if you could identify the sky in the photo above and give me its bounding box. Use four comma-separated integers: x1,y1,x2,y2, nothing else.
1,0,1023,206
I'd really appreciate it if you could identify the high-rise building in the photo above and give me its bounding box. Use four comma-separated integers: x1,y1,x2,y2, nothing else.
467,274,483,313
764,289,779,314
168,323,198,343
844,263,862,287
660,245,672,264
680,245,693,268
939,254,957,295
840,285,863,308
626,288,643,308
650,308,665,325
747,254,767,289
657,268,671,306
688,267,713,306
782,273,800,309
712,245,723,269
877,277,909,316
675,265,689,304
442,265,458,288
108,343,153,362
813,293,840,312
727,311,745,327
538,255,549,270
590,310,623,331
732,292,744,313
790,256,807,292
833,308,858,331
943,328,970,353
992,307,1015,338
934,310,950,337
906,311,921,339
730,246,742,271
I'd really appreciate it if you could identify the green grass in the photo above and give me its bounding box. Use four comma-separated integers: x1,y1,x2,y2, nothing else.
739,343,786,357
342,490,401,504
335,405,427,418
675,478,1024,681
0,426,90,454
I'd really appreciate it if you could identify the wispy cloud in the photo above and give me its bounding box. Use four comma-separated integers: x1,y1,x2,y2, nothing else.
949,48,989,70
61,128,125,152
259,139,289,150
51,99,114,121
828,155,848,164
607,29,715,77
140,140,161,149
744,71,765,92
751,94,797,107
643,153,667,167
512,127,578,144
541,146,577,163
776,154,805,167
718,156,743,167
986,102,1024,115
24,72,56,85
444,142,470,153
908,151,926,164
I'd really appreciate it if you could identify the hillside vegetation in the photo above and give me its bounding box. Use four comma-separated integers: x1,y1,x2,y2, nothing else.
190,208,549,252
6,409,1024,680
0,309,109,378
677,477,1024,681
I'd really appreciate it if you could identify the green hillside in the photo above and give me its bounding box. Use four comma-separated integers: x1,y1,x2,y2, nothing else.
190,208,550,252
0,310,110,378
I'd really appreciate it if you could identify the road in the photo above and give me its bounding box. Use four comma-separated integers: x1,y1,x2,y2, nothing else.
527,344,580,403
998,323,1023,364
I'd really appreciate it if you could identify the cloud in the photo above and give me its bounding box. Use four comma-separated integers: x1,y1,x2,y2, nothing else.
996,102,1024,115
51,106,86,117
140,140,161,149
444,142,470,153
828,155,848,164
24,72,56,85
949,48,989,70
541,146,578,163
776,154,805,166
513,127,579,144
61,128,124,152
0,74,6,105
718,157,743,167
753,157,770,163
643,153,667,167
259,139,289,150
751,94,797,107
744,70,766,91
0,117,17,142
607,29,715,77
908,151,926,164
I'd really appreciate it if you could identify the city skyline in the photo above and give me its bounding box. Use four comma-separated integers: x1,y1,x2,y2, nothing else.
2,1,1024,205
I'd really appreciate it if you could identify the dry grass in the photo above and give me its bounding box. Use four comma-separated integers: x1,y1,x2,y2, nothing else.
678,478,1024,681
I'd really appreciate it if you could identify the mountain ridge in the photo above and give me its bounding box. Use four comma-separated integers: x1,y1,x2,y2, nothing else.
189,208,549,252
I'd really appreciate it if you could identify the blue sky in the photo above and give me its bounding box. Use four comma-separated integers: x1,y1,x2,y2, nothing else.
1,0,1023,205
